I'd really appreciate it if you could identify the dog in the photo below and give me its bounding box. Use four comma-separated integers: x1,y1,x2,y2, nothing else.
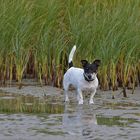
63,45,101,104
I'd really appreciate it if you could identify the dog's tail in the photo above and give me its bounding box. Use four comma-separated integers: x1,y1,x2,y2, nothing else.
68,45,76,68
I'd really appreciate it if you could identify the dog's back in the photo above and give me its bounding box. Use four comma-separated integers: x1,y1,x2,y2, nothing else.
63,67,83,88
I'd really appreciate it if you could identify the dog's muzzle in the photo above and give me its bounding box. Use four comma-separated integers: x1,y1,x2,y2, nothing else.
83,73,94,82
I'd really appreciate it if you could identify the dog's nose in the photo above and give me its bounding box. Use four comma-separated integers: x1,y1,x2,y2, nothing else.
88,75,91,79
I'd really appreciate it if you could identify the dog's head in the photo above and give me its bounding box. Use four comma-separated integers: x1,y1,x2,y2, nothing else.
81,59,101,81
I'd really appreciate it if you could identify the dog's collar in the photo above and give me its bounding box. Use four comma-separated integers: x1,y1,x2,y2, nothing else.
83,73,94,82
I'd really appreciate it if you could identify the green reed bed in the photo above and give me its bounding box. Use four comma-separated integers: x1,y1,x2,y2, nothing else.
0,0,139,97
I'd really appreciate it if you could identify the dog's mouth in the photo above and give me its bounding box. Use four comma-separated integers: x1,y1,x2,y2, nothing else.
83,73,94,82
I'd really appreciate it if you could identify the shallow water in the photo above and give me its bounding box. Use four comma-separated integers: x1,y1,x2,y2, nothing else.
0,90,140,140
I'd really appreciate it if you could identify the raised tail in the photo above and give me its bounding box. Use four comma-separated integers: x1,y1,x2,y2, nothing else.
68,45,76,68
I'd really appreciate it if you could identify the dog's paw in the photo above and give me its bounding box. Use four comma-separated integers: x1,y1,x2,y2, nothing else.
78,100,83,105
89,100,94,104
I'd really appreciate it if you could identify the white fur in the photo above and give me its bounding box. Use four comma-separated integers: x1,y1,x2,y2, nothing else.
63,46,99,105
68,45,76,63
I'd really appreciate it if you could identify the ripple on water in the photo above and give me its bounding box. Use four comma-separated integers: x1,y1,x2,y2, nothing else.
0,89,140,140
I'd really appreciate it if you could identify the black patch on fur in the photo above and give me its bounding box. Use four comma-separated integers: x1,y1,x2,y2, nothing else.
81,59,101,81
69,61,73,68
81,59,101,73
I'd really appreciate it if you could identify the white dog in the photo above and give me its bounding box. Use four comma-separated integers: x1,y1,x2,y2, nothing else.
63,45,101,104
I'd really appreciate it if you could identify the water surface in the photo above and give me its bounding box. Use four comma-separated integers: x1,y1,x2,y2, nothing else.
0,90,140,140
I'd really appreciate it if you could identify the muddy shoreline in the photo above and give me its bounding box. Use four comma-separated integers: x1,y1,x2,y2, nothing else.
0,85,140,108
0,85,139,99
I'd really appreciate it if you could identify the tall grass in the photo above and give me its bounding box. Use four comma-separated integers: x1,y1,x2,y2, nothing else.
0,0,139,96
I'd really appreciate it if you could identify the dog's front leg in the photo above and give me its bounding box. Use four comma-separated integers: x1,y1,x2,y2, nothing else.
77,88,83,104
89,89,96,104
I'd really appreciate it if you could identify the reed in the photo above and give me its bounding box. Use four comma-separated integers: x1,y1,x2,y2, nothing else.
0,0,139,97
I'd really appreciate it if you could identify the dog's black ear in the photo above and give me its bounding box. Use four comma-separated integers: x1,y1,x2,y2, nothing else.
81,60,88,67
93,59,101,67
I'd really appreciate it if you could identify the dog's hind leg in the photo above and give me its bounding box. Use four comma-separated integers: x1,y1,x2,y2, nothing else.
63,82,70,102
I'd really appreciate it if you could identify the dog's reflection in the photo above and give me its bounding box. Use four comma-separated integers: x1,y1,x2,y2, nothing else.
62,103,97,136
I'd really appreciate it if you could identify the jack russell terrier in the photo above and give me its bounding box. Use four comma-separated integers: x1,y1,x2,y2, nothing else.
63,45,101,104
